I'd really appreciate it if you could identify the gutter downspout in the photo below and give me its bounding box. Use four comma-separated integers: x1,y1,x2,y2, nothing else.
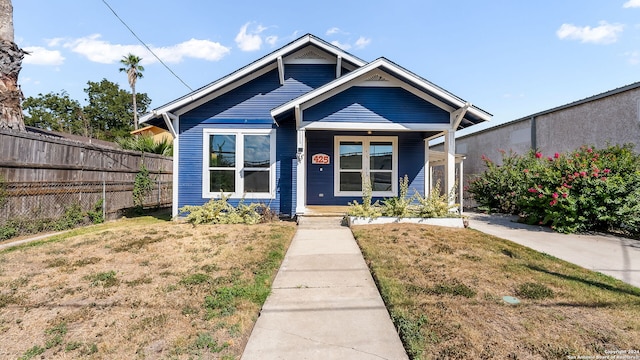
530,116,537,150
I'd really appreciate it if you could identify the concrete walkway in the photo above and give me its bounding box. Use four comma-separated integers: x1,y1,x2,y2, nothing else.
467,212,640,288
242,217,408,360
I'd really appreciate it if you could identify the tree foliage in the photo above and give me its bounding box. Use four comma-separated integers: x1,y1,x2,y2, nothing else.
22,79,151,142
23,91,88,135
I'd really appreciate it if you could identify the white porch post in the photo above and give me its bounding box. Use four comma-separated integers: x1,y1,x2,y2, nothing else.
458,160,464,214
295,128,306,215
444,130,456,207
424,140,430,197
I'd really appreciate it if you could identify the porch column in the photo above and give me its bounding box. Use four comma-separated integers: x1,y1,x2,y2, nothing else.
295,128,306,215
444,130,456,207
424,140,430,197
458,160,464,214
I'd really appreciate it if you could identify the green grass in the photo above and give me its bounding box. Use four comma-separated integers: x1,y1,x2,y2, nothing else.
353,223,640,359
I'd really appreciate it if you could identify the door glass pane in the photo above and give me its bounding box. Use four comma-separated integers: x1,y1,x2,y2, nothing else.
210,135,235,167
244,135,270,168
371,172,392,192
370,142,392,170
244,170,269,193
339,142,362,170
210,170,235,193
340,172,362,191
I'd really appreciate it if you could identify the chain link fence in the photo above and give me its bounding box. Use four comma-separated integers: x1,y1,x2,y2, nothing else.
0,177,172,240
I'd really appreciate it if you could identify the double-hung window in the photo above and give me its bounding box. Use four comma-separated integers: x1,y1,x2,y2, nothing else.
203,128,276,199
334,136,397,197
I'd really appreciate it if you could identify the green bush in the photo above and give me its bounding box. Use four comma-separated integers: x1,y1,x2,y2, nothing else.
346,176,383,218
133,164,154,208
381,175,413,218
179,194,268,225
468,144,640,235
347,175,460,219
414,180,458,218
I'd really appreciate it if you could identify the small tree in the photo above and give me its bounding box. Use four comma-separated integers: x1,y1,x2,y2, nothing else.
119,54,144,130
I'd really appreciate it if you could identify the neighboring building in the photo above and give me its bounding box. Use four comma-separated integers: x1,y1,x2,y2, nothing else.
130,125,173,144
432,81,640,205
139,34,491,218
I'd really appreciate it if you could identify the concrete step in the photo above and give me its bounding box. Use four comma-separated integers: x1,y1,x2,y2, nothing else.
296,216,345,229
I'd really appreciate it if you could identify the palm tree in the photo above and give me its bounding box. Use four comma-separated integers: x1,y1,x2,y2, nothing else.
0,0,26,131
119,53,144,130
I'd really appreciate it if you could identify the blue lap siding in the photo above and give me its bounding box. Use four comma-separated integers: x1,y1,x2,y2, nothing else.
305,130,425,205
304,87,449,124
177,65,334,214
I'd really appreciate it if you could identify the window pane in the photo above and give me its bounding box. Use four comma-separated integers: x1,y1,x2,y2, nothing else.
244,135,270,168
371,172,392,192
245,170,269,193
340,172,362,191
370,142,393,170
210,170,235,193
210,135,235,167
340,142,362,170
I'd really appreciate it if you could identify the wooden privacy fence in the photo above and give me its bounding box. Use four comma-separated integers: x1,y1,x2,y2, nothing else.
0,129,172,233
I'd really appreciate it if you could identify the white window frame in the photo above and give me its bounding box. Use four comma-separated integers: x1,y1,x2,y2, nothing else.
202,128,276,199
334,136,398,197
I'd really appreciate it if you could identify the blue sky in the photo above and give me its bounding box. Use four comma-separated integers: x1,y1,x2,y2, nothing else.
13,0,640,135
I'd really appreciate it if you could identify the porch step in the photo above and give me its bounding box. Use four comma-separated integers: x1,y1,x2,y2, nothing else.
297,216,345,229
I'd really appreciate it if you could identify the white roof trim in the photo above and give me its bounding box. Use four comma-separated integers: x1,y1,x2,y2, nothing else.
271,58,491,122
301,121,452,132
140,34,367,124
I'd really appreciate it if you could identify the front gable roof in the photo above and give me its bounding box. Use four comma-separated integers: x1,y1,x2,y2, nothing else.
140,34,366,125
271,57,492,130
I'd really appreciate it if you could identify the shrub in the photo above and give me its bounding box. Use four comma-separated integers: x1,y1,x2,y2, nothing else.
414,180,458,218
467,150,533,213
133,164,154,208
346,176,383,218
179,194,268,225
469,144,640,235
381,175,413,218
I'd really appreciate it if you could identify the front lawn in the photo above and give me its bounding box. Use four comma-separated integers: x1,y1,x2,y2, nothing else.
0,215,296,359
352,224,640,359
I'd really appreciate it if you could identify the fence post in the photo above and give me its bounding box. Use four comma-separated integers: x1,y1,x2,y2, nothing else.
102,179,106,220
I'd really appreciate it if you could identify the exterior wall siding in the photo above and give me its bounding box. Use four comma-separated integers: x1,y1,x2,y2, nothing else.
306,130,425,205
177,65,336,214
304,87,450,124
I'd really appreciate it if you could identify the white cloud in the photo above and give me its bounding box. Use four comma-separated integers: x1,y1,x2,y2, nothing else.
154,39,231,62
623,0,640,8
265,35,278,46
354,36,371,49
22,46,65,65
331,40,351,50
235,23,267,51
59,34,230,64
556,21,624,44
326,27,341,35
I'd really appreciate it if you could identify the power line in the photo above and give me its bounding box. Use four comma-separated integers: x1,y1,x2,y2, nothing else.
101,0,194,92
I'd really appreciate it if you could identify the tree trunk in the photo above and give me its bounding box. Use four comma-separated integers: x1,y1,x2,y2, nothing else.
132,84,138,130
0,0,26,131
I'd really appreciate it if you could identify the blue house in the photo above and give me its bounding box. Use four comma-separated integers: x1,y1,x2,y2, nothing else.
140,34,491,218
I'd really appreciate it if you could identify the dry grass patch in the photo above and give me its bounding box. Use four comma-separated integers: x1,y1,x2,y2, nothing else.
352,224,640,359
0,215,296,359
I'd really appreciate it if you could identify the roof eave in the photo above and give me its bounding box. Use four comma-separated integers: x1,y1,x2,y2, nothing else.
140,34,367,125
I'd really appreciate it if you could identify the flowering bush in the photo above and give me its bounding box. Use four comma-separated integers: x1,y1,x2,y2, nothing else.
469,144,640,235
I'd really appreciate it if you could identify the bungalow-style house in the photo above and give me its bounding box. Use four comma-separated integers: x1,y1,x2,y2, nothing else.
139,34,491,218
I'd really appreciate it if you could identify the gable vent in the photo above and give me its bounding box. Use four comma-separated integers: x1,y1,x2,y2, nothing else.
295,50,328,60
365,73,390,82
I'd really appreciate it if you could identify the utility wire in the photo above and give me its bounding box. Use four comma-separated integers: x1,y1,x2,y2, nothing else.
101,0,194,92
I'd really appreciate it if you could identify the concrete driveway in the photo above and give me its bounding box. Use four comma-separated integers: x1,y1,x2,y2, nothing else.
467,212,640,288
